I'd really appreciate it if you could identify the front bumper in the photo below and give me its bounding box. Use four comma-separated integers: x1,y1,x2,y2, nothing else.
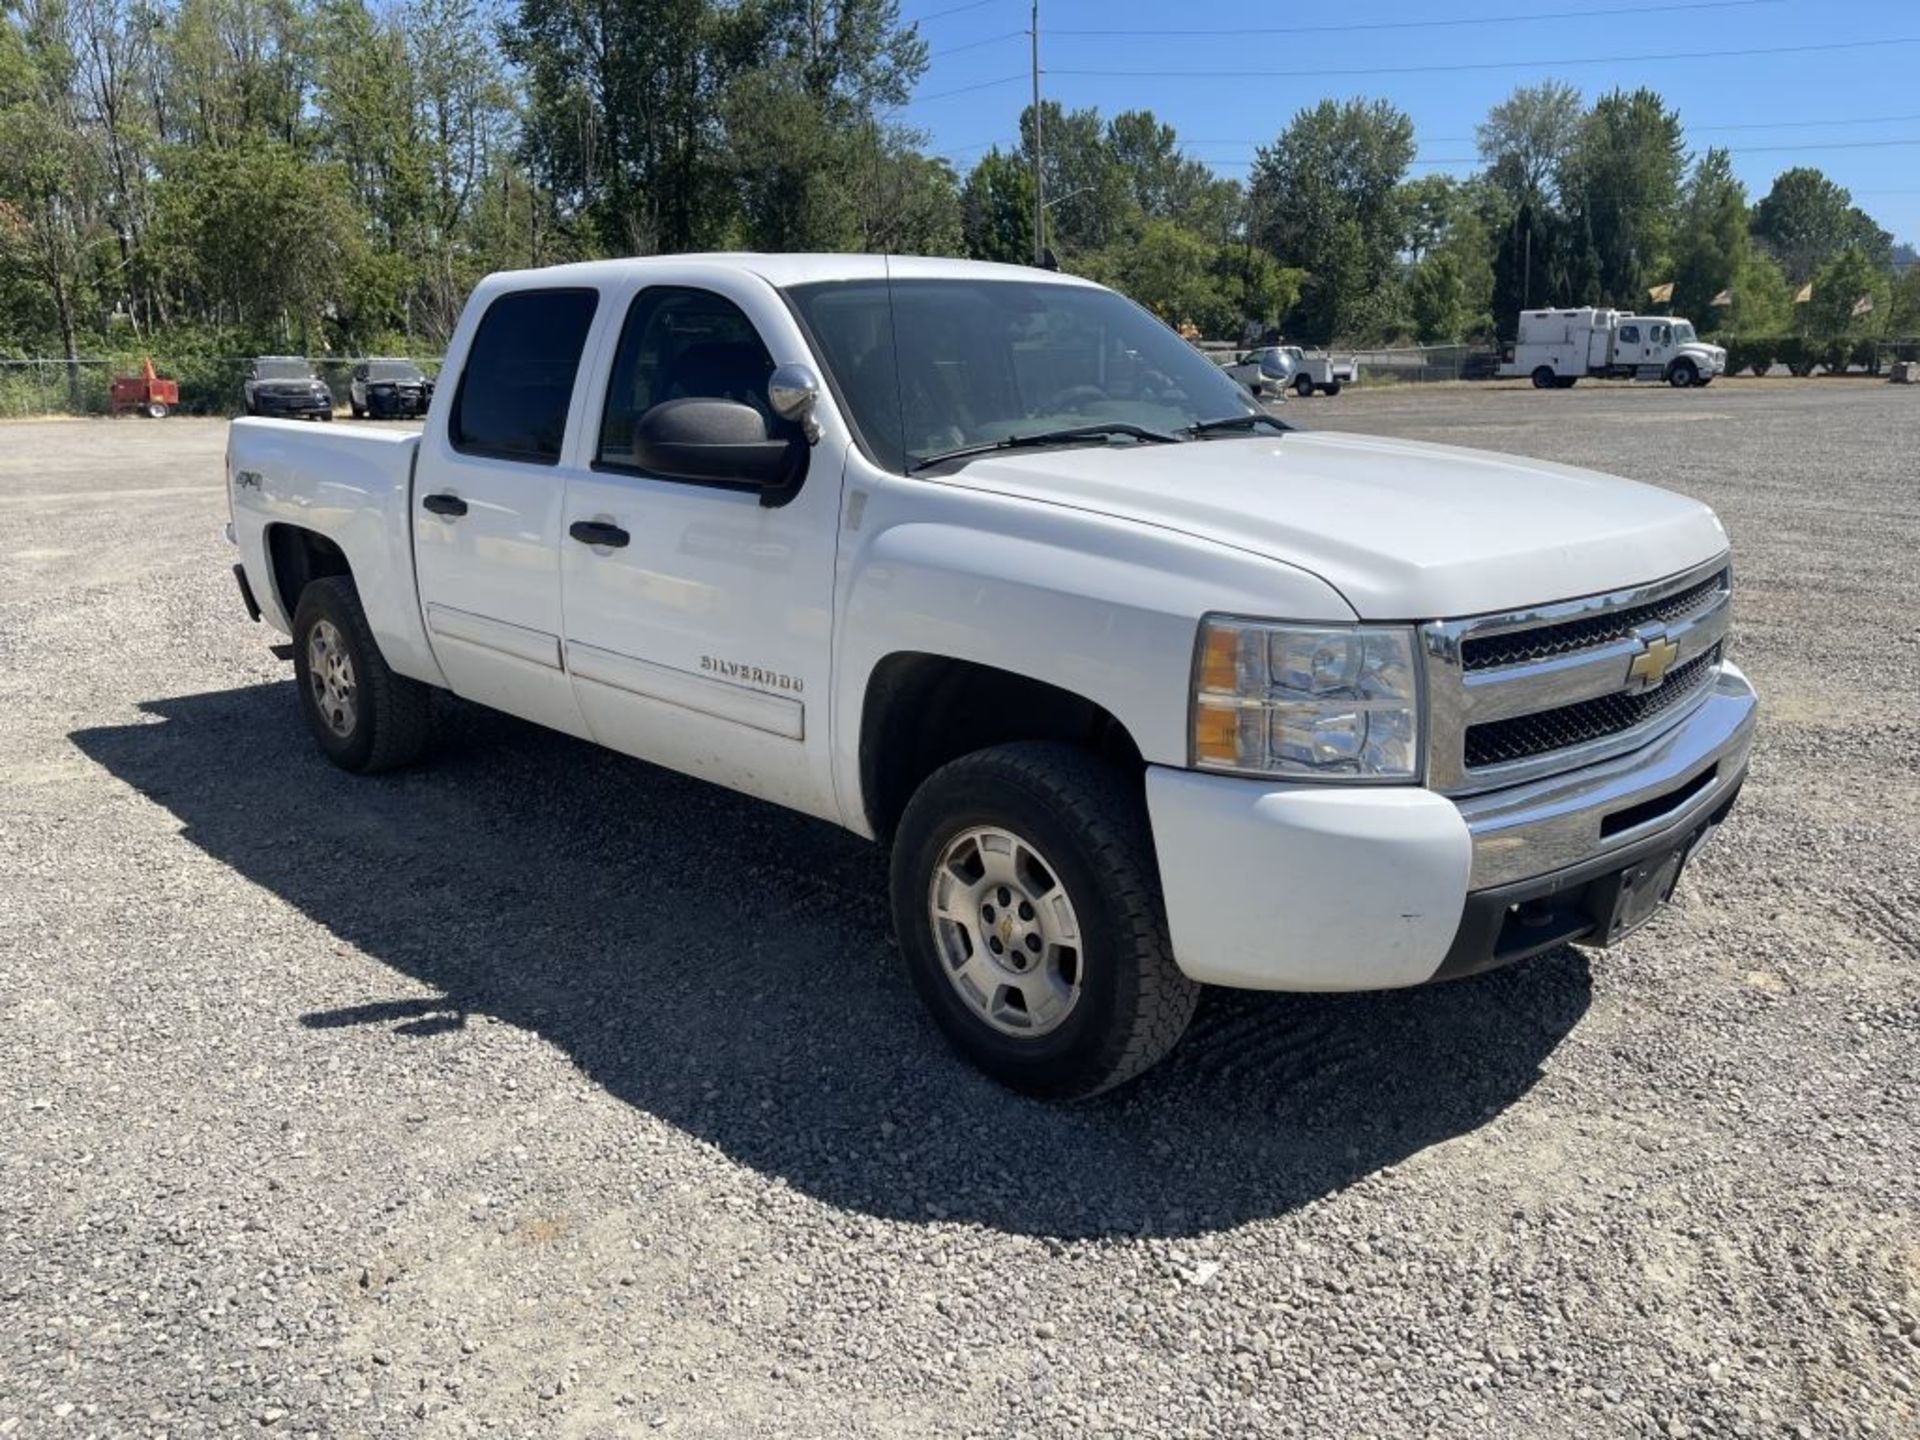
366,387,429,417
254,394,332,417
1146,662,1757,991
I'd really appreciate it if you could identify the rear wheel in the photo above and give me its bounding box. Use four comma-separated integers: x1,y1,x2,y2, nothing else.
1294,374,1315,398
1531,366,1556,389
1323,380,1342,396
143,400,168,419
890,742,1200,1100
291,576,433,773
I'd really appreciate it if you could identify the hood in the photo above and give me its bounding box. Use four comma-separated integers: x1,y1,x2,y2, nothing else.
937,430,1728,619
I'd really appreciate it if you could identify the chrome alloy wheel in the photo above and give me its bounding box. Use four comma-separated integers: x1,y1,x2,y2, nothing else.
927,826,1084,1037
306,618,358,738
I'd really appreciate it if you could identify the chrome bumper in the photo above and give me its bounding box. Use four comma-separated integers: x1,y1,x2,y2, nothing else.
1456,662,1756,890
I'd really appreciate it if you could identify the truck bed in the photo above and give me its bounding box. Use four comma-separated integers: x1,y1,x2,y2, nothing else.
227,417,441,686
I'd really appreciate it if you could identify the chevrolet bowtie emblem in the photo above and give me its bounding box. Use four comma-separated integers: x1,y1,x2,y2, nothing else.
1627,634,1680,689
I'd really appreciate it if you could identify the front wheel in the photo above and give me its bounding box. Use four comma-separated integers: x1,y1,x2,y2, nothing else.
291,576,433,773
1668,360,1697,388
1294,374,1315,398
1531,366,1556,389
890,742,1200,1100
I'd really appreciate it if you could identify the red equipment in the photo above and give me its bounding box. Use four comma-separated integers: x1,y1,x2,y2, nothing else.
110,357,181,419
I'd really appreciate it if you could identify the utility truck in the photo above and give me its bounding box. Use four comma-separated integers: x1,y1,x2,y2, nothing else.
1502,308,1727,389
225,255,1755,1099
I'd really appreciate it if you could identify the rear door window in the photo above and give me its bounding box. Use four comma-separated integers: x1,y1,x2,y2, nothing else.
450,288,599,465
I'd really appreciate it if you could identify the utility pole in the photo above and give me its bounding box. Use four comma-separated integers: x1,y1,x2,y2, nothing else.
1030,0,1044,266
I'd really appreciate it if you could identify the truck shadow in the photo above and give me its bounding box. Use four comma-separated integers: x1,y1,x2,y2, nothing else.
72,683,1592,1241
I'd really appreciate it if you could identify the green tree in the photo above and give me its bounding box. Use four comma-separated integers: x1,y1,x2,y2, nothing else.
1018,100,1131,256
1247,97,1415,343
1476,80,1581,211
146,138,367,344
1890,264,1920,337
1671,148,1748,328
960,146,1032,264
1751,167,1886,283
1719,251,1791,337
1805,247,1888,340
1559,88,1685,308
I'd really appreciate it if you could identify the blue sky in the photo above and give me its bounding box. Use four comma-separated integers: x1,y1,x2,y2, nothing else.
894,0,1920,251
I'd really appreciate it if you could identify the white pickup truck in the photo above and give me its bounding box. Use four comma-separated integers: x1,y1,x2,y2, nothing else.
226,254,1756,1098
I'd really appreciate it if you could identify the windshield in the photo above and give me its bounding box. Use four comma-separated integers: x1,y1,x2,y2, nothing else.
787,278,1263,473
255,359,313,382
369,360,424,381
1672,322,1696,344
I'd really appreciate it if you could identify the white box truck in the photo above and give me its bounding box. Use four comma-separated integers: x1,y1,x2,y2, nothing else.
1501,308,1726,389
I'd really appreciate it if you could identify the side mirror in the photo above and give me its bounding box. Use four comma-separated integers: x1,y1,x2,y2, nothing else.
633,398,800,502
767,362,822,443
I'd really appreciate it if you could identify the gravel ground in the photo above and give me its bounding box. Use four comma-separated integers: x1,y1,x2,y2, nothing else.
2,380,1917,1440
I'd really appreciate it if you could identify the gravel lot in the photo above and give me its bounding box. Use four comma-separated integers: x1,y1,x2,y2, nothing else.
2,380,1917,1439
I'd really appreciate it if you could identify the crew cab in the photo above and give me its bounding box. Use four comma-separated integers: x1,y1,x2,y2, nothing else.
225,255,1757,1099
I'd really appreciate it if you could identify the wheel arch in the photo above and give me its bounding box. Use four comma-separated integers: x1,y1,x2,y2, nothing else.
265,523,354,624
857,652,1146,843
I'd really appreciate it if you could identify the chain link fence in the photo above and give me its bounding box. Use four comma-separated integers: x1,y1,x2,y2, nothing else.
0,355,443,419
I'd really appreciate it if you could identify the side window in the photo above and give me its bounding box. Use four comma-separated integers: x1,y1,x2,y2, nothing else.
1618,325,1640,345
1652,324,1670,344
449,288,599,465
598,287,776,470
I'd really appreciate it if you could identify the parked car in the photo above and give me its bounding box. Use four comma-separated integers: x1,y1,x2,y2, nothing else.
1499,308,1727,389
350,359,434,419
225,255,1756,1099
243,357,333,419
1221,345,1296,398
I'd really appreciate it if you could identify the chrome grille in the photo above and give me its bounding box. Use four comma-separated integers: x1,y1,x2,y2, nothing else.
1463,644,1721,768
1461,569,1728,671
1421,556,1733,795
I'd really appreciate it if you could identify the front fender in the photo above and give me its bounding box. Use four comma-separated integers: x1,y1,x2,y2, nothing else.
829,484,1355,835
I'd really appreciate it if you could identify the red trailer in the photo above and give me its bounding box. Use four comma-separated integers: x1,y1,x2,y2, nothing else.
110,358,180,418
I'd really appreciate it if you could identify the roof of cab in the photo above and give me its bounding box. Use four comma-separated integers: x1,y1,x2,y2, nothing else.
473,252,1103,292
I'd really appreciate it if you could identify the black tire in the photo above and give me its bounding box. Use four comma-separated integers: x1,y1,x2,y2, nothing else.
1668,360,1697,389
890,742,1200,1100
1531,366,1556,390
319,410,335,421
291,575,433,774
1554,376,1578,389
1323,380,1342,396
351,400,366,418
144,401,169,419
1294,374,1315,398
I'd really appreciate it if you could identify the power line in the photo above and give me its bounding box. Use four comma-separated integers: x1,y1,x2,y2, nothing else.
928,29,1024,59
1052,0,1779,39
1049,35,1920,81
904,0,1006,24
908,72,1028,104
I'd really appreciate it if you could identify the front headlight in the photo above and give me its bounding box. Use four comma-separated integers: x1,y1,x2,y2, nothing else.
1191,618,1422,781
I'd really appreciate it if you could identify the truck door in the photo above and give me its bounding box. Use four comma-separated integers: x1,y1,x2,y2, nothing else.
411,285,604,738
557,272,846,822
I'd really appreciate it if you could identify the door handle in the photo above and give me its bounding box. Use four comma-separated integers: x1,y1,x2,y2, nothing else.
422,492,467,517
569,520,630,549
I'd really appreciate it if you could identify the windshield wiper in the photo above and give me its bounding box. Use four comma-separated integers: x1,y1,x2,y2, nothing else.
909,422,1182,473
1184,413,1292,438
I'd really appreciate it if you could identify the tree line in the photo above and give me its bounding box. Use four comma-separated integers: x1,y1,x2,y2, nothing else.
4,0,1917,405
